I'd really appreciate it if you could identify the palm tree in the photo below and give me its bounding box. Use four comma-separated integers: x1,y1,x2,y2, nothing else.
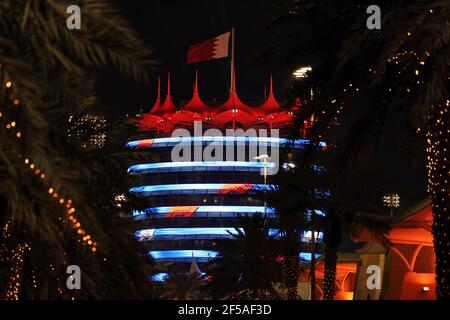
267,147,390,300
265,150,315,300
0,0,156,299
262,0,449,299
205,214,283,300
162,272,204,300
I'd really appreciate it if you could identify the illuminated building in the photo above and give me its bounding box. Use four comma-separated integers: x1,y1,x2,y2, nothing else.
297,199,436,300
126,71,323,274
68,114,107,150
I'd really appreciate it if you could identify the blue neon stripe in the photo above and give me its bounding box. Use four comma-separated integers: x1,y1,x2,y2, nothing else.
148,250,320,262
129,183,273,196
127,161,276,174
148,250,219,260
126,137,326,149
136,227,242,238
132,205,275,217
135,227,280,240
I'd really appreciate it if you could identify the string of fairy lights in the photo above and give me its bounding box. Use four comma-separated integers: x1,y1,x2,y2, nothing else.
307,35,449,298
322,269,336,300
1,76,98,299
282,255,300,299
426,99,449,297
0,221,30,300
1,79,98,252
382,44,449,296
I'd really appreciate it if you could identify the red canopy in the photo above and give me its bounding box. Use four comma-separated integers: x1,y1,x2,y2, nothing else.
183,70,215,116
153,73,177,116
211,71,258,117
139,71,298,131
257,75,281,115
149,76,162,115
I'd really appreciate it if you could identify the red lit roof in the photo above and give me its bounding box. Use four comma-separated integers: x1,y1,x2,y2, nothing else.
149,76,162,115
212,70,257,116
153,73,177,116
139,71,296,132
184,70,215,115
211,109,256,126
258,75,282,115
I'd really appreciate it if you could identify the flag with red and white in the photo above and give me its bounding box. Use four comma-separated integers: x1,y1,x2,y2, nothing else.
187,31,230,64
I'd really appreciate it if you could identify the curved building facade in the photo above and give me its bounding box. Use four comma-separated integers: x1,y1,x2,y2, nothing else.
126,72,323,274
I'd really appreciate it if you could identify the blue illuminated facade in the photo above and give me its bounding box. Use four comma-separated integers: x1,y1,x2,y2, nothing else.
125,77,327,279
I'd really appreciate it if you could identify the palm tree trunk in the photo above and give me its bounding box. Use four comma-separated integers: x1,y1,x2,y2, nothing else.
322,240,337,300
427,103,450,299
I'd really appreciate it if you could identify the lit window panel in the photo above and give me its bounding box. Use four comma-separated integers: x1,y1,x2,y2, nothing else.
127,161,276,175
132,205,275,218
126,136,327,149
129,183,273,196
301,231,324,240
148,250,219,260
135,227,280,241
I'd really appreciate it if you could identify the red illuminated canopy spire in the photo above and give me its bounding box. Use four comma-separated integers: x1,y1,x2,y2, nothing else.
183,70,213,115
213,70,256,116
157,72,177,116
149,76,162,114
258,74,281,115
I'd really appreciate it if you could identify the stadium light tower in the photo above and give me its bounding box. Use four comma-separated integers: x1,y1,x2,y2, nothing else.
292,66,312,79
383,194,400,216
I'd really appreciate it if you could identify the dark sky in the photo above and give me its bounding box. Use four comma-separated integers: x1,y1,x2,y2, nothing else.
97,0,427,215
98,0,290,114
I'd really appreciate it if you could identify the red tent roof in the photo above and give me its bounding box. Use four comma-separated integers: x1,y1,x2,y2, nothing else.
154,73,177,116
137,71,298,131
257,75,282,115
139,113,172,132
212,70,257,116
149,76,162,115
211,109,256,126
183,70,215,115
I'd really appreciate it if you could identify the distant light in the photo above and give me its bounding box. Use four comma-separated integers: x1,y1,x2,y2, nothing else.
253,154,270,161
383,194,400,208
422,286,430,292
293,66,312,78
282,162,296,171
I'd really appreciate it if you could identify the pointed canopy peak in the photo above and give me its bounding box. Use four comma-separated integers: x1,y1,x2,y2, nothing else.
149,76,162,114
183,71,214,116
214,69,257,116
156,72,177,116
157,76,161,98
257,74,282,115
167,72,171,96
184,70,213,115
194,69,198,93
269,74,273,94
231,68,237,94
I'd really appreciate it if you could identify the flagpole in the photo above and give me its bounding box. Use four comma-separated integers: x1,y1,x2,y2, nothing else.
230,27,236,130
230,27,235,95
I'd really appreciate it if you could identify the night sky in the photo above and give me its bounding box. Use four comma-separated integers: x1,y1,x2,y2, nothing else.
97,0,427,214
